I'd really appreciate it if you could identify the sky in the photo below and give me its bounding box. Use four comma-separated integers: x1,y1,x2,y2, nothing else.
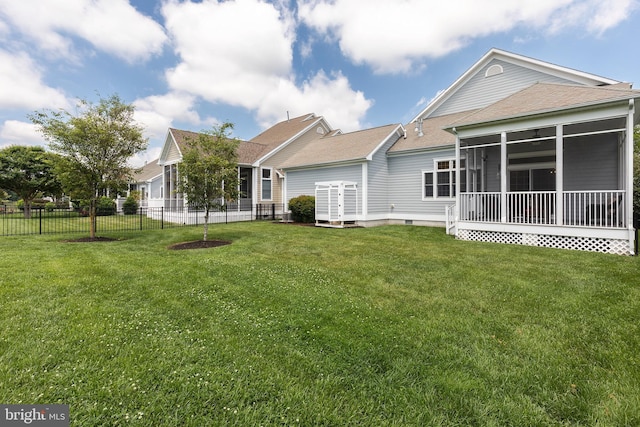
1,0,639,167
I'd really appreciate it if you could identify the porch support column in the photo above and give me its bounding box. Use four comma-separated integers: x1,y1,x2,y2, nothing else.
454,131,460,223
555,124,564,225
500,131,507,223
626,99,635,252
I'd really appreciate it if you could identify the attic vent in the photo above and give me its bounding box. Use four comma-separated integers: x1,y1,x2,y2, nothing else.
485,64,503,78
317,126,325,135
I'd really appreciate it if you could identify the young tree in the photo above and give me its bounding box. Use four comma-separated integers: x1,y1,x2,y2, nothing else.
177,122,240,241
30,94,147,238
0,146,62,218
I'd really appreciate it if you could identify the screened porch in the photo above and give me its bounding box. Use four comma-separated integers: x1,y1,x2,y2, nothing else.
456,116,631,229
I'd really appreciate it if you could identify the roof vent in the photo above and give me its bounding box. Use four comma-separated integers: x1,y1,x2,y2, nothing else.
485,64,503,78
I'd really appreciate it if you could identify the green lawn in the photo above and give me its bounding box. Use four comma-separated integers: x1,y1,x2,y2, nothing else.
1,223,639,426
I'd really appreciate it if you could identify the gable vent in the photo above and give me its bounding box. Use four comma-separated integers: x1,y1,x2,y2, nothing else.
485,64,503,78
317,126,325,135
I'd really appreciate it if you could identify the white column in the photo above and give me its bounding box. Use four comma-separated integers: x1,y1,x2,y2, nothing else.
454,133,460,222
500,131,507,223
626,99,635,254
555,124,564,225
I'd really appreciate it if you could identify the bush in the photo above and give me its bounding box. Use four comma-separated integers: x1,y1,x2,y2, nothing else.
289,195,315,223
17,199,49,210
96,196,116,216
45,202,56,212
122,196,139,215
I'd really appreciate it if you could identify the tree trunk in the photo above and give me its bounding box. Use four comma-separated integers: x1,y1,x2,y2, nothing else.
89,199,97,239
23,201,32,219
203,207,209,241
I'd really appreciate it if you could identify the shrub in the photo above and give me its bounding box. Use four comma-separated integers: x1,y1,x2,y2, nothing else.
122,196,139,215
45,202,56,212
17,199,49,210
289,195,315,223
96,196,116,216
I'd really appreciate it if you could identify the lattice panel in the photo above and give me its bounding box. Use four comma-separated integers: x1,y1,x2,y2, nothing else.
457,229,632,255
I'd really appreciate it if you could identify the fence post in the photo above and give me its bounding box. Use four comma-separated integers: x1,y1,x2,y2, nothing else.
271,203,275,220
39,207,42,235
161,207,164,229
139,207,143,230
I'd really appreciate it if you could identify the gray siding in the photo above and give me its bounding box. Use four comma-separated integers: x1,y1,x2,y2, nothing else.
387,148,456,216
432,59,579,117
367,135,400,214
286,164,363,214
564,135,619,190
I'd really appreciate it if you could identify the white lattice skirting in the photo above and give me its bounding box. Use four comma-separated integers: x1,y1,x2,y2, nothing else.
457,229,632,255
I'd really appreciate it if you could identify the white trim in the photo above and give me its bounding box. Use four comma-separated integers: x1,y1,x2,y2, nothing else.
260,167,273,201
252,116,330,166
411,48,619,123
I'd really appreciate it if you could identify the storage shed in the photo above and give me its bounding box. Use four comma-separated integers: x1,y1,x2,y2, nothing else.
315,181,358,228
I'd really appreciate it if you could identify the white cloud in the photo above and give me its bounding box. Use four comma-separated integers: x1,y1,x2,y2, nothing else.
133,92,206,142
298,0,637,74
162,0,371,132
0,49,70,110
0,0,167,62
256,70,371,132
0,120,46,148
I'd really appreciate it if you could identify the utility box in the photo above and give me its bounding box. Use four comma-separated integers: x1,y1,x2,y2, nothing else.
315,181,358,228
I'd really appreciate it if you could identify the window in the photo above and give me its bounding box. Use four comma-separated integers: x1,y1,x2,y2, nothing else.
423,158,465,199
261,167,272,200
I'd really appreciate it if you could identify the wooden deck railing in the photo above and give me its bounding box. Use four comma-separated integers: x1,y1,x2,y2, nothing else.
459,190,626,228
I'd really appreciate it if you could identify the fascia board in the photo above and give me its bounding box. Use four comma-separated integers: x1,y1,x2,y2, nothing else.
411,48,620,123
252,117,326,167
365,124,405,161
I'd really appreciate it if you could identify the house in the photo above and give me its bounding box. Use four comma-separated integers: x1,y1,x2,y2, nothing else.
155,113,333,212
151,49,637,255
279,49,638,255
127,159,163,208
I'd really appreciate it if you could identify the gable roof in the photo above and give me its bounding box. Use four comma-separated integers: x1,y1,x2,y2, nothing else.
412,48,621,123
446,82,640,129
164,128,267,165
132,159,163,182
280,124,403,169
250,113,332,165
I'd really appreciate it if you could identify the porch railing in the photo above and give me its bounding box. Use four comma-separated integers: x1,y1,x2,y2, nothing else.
563,190,625,228
459,190,626,228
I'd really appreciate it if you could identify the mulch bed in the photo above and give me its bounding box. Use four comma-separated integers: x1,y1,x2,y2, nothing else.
168,240,231,250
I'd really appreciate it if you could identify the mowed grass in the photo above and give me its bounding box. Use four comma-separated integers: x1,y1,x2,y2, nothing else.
0,222,639,426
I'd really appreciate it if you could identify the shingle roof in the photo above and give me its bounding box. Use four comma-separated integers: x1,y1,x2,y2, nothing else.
168,128,267,165
133,159,163,182
447,82,640,128
388,110,479,153
250,113,323,151
280,124,402,169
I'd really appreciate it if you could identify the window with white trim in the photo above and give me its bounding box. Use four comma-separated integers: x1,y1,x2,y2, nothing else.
423,158,465,199
261,167,272,200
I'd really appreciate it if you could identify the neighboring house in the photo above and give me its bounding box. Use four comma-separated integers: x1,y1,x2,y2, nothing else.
119,159,163,210
280,49,639,255
156,113,332,211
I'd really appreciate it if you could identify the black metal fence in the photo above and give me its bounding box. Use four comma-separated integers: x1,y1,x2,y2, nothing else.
0,204,285,237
